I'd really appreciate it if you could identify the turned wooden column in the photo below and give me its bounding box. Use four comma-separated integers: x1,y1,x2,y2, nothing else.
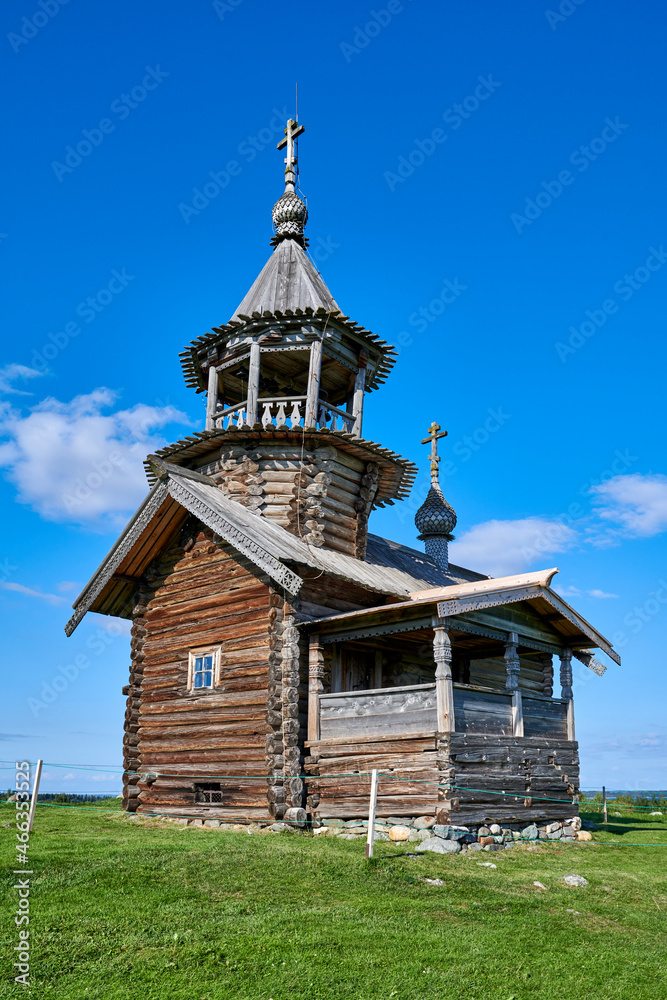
205,364,218,431
304,340,323,428
560,646,575,741
432,617,454,733
505,631,524,737
351,356,367,437
246,341,261,426
307,634,325,742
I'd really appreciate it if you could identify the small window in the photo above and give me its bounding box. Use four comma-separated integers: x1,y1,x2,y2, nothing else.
188,649,220,691
194,783,223,805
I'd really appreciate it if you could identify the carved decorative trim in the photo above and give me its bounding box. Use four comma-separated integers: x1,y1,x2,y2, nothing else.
64,483,169,636
167,478,303,596
316,616,432,645
573,650,607,676
540,590,620,665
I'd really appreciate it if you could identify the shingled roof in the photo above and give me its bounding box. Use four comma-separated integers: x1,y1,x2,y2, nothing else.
230,239,340,321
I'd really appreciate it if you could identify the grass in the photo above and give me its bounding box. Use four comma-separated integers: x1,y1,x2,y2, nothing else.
2,802,667,999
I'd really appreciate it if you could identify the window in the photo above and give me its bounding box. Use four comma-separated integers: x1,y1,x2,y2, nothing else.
188,649,220,691
194,783,223,805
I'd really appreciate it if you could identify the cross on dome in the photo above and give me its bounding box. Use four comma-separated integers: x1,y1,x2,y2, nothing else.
421,421,448,481
277,117,305,194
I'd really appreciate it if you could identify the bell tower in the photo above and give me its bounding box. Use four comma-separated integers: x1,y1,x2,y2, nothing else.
177,117,416,559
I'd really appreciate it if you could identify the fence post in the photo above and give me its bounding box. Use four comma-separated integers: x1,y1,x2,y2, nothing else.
27,759,43,834
366,769,379,859
602,785,607,824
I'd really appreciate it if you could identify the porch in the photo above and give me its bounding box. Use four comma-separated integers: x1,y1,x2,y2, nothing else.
301,569,618,824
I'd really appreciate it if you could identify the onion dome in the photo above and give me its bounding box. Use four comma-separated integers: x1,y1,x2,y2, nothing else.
415,421,457,571
415,480,457,538
272,191,308,243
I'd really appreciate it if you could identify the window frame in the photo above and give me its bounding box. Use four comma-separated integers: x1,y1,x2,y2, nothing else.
188,647,221,693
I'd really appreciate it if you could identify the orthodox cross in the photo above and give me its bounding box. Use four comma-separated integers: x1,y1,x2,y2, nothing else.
277,118,305,191
421,421,448,480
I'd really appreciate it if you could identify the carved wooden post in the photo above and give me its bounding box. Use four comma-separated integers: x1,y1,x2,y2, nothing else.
351,356,367,437
505,631,523,737
432,617,454,733
308,634,324,742
247,341,261,426
205,364,218,430
560,646,575,741
304,339,323,428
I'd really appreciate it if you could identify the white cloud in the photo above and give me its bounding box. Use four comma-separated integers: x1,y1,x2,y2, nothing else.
591,473,667,538
0,581,66,605
588,588,618,599
450,516,577,577
0,388,190,528
57,581,81,593
0,364,45,396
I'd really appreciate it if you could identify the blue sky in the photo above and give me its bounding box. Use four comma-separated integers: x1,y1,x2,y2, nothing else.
1,0,666,794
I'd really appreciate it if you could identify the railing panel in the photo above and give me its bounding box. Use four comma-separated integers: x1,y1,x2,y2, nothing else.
453,686,513,736
319,684,436,740
522,696,568,738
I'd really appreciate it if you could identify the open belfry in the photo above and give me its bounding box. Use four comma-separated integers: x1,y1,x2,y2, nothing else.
66,118,620,831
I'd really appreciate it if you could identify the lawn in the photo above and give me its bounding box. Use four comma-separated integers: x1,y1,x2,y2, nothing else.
2,802,666,999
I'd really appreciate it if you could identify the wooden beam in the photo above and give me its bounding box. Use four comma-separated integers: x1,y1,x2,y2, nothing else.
205,364,218,431
308,634,325,742
351,357,367,437
505,631,523,737
304,340,322,429
560,647,575,740
432,617,454,733
246,341,261,426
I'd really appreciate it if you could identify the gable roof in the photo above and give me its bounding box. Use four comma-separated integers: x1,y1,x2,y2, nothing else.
64,466,483,636
231,239,340,321
303,568,621,668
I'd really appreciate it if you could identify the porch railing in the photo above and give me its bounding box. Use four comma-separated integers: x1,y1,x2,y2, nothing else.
315,682,568,742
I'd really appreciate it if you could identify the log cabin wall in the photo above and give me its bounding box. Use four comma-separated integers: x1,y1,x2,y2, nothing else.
132,520,275,820
436,734,580,826
122,584,150,812
195,441,380,559
304,732,579,825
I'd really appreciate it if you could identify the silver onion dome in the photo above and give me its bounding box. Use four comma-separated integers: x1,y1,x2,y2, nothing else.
272,191,308,241
415,480,457,538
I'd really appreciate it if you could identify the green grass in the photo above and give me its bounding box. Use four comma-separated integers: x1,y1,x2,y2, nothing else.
2,803,667,999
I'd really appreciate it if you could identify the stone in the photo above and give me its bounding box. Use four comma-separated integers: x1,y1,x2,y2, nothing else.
548,830,563,840
581,820,597,831
577,830,593,841
176,818,189,825
247,823,262,835
204,819,220,828
434,825,468,841
313,826,328,836
545,821,561,834
478,826,491,837
389,825,411,842
504,842,514,849
322,819,344,829
538,831,549,840
533,881,547,890
562,874,589,887
650,811,663,816
485,843,505,852
479,836,495,847
501,828,513,839
407,829,422,842
414,815,435,829
192,819,205,827
270,822,295,833
422,877,444,886
337,832,364,840
417,829,433,842
521,824,539,841
489,823,501,835
467,842,483,851
477,862,497,868
387,816,412,826
416,837,461,855
344,820,365,830
601,886,614,892
565,816,582,831
561,828,576,839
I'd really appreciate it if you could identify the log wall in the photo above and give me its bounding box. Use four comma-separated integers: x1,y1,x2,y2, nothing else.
304,732,579,825
132,521,275,820
197,441,379,559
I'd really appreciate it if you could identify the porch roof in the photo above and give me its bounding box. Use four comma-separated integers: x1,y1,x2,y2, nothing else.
302,568,621,669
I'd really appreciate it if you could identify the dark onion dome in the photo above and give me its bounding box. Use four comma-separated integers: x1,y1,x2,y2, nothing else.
415,480,457,539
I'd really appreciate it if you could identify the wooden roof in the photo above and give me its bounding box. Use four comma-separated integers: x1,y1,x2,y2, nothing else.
64,466,479,636
303,569,621,668
230,239,340,320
